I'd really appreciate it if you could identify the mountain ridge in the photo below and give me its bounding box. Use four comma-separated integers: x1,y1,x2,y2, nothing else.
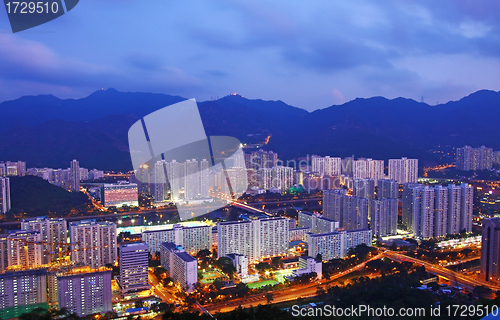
0,88,499,171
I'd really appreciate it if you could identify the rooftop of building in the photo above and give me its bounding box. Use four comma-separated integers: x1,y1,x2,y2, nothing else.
120,241,148,249
483,217,500,229
176,251,196,263
120,220,212,235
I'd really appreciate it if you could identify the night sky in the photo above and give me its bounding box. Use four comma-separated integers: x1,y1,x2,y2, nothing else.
0,0,499,111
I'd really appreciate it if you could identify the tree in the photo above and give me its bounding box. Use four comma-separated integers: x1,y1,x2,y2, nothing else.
473,285,492,298
316,287,326,296
255,262,272,272
271,256,284,269
315,253,323,262
197,249,212,259
235,283,250,297
212,278,225,291
215,257,237,278
265,292,274,304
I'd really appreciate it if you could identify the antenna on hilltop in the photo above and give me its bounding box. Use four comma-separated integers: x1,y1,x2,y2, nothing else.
421,96,424,103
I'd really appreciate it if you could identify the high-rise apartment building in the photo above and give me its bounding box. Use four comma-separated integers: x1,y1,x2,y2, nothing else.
377,179,399,199
217,220,258,262
217,217,290,263
57,269,112,317
200,159,210,198
481,218,500,282
0,177,11,214
323,189,346,221
298,211,338,234
342,196,369,230
460,183,474,233
311,156,341,177
7,230,43,268
142,224,212,255
433,185,448,238
0,235,8,272
69,159,80,192
388,157,418,184
456,145,493,171
245,149,278,170
160,243,197,292
119,242,149,294
272,166,294,192
21,216,67,264
0,269,48,320
371,198,398,237
447,184,461,234
402,184,434,238
0,161,26,177
307,229,372,261
69,220,117,269
322,189,368,230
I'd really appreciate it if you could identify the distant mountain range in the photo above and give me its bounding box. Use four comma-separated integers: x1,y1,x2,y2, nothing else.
0,88,499,171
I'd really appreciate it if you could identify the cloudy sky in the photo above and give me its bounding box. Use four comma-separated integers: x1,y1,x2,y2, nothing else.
0,0,499,111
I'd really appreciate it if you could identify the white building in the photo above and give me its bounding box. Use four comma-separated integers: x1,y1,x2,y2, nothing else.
21,216,67,264
69,159,80,192
307,229,372,261
460,183,473,233
69,220,117,268
217,218,290,263
142,224,211,255
388,157,418,184
258,217,289,258
447,184,461,235
0,269,47,319
217,220,258,262
292,256,322,279
371,198,398,237
402,184,435,238
7,230,43,268
378,179,399,199
0,177,10,214
272,166,294,192
0,235,7,272
322,189,346,221
160,243,197,292
226,253,248,277
57,268,112,317
289,227,310,241
342,196,369,230
434,185,448,237
119,242,149,294
298,211,339,234
307,231,344,261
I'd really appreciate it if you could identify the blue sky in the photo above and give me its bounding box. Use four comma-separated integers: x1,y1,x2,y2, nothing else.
0,0,499,111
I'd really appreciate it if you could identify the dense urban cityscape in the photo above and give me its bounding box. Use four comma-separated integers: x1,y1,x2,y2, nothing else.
2,1,500,319
0,143,499,319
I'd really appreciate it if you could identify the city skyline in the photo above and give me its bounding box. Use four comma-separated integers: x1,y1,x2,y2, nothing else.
0,2,499,111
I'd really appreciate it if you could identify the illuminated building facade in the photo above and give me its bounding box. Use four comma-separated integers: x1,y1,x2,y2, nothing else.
101,183,138,207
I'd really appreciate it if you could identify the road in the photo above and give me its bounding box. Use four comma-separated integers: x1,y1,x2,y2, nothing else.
204,252,384,314
0,197,321,229
385,251,500,292
148,271,178,304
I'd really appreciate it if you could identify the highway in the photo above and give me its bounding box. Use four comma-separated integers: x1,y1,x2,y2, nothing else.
384,251,500,292
0,196,320,229
203,252,384,314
